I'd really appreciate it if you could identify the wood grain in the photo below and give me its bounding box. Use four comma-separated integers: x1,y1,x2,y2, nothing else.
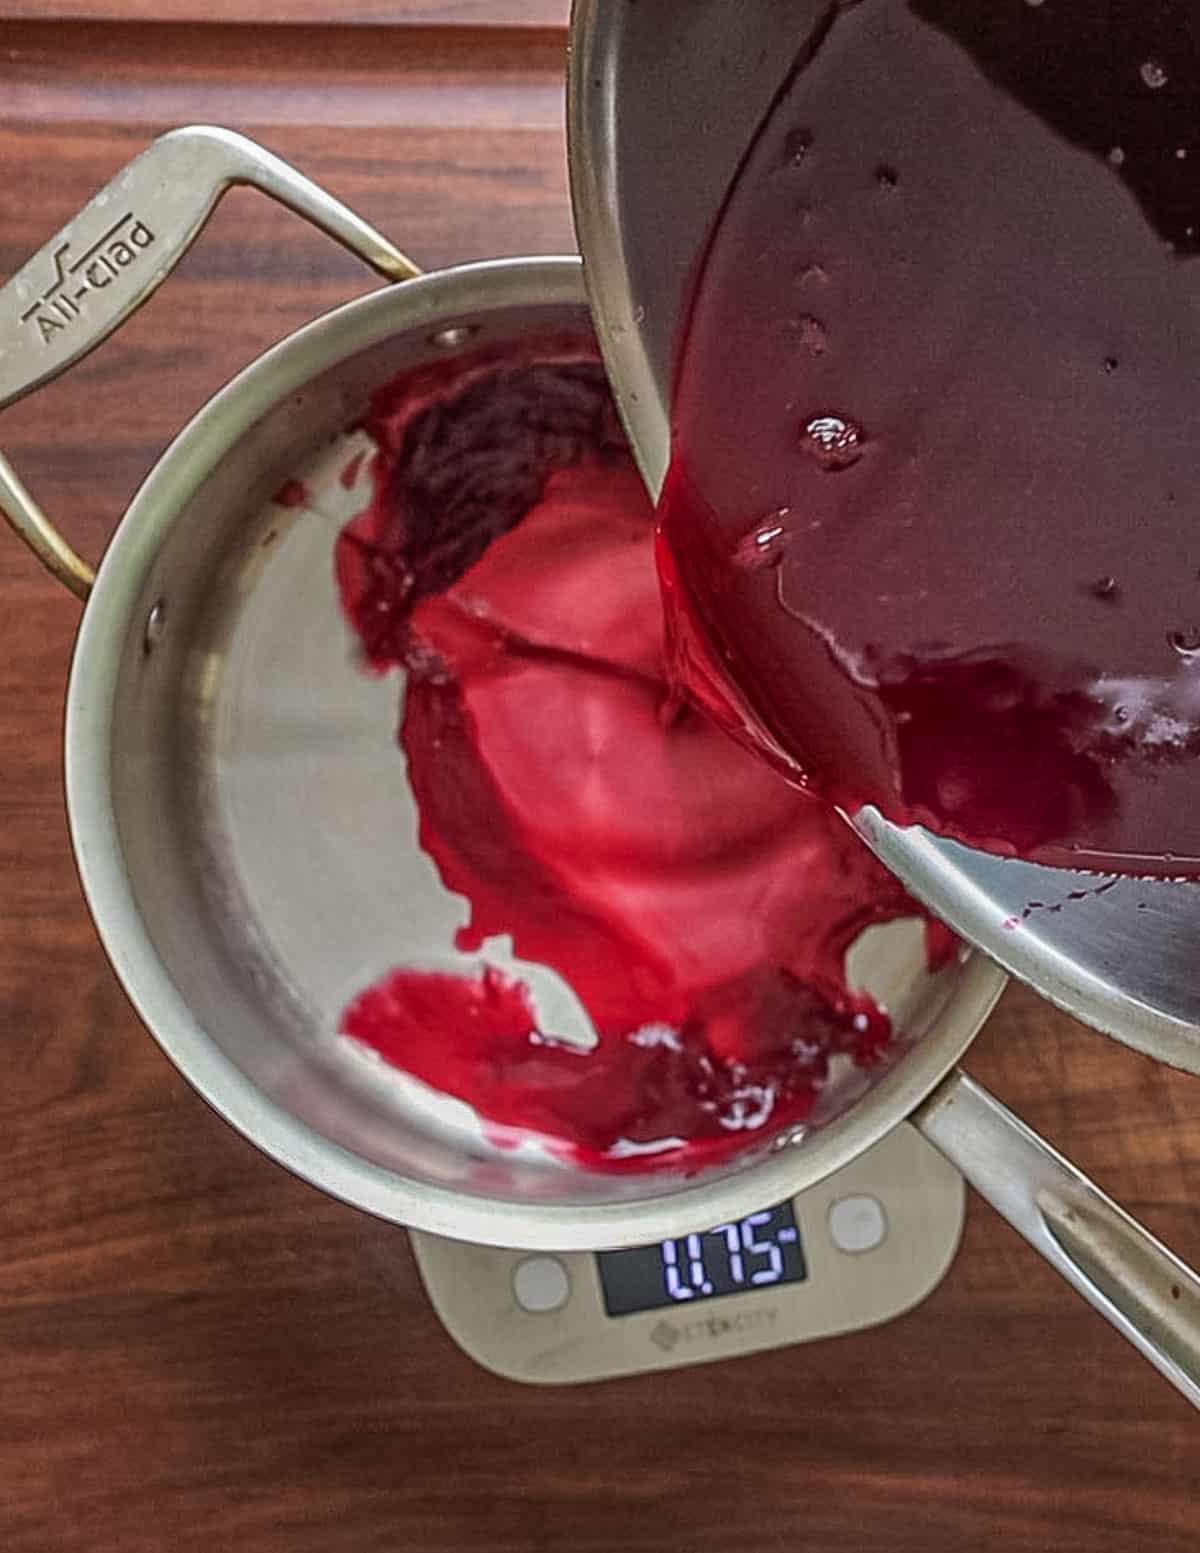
1,0,568,22
0,12,1198,1553
4,20,566,125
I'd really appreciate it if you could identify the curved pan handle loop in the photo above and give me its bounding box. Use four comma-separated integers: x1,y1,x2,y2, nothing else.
916,1070,1200,1409
0,125,419,600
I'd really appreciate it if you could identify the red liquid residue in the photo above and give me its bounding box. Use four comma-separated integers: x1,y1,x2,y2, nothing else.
658,0,1200,877
336,343,949,1172
274,478,310,509
339,451,367,490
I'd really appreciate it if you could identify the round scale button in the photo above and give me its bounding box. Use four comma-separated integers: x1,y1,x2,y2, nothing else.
512,1254,571,1313
828,1194,888,1253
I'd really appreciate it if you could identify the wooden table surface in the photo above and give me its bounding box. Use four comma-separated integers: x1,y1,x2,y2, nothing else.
1,8,1197,1550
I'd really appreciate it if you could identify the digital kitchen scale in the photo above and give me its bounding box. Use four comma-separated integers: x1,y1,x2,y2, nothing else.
411,1123,963,1384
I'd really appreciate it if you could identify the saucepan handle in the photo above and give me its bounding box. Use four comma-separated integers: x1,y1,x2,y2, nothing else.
914,1069,1200,1409
0,125,419,599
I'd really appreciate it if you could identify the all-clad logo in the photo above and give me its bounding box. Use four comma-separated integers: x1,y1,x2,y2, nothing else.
20,212,156,345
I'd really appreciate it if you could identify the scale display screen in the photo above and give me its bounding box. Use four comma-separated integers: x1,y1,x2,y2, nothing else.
596,1202,807,1317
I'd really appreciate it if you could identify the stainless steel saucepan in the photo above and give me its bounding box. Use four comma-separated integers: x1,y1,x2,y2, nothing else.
566,0,1200,1075
3,127,1200,1406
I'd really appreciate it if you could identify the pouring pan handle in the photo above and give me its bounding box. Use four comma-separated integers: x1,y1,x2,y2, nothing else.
915,1069,1200,1409
0,125,419,600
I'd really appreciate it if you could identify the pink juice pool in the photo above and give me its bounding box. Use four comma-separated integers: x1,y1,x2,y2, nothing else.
334,343,950,1172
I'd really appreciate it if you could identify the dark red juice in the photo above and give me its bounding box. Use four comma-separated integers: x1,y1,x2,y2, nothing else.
658,0,1200,875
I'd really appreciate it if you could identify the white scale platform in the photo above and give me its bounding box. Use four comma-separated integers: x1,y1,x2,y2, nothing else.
411,1122,963,1385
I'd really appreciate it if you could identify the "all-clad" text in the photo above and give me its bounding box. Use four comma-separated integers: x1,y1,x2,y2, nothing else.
20,213,156,346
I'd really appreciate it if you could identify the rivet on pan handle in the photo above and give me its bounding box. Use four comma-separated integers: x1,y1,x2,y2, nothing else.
915,1070,1200,1410
0,125,420,600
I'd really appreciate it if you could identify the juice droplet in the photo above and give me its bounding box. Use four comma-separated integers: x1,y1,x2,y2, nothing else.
274,478,310,509
1108,146,1126,166
800,413,866,470
734,512,791,571
1103,355,1119,373
875,163,899,189
783,128,813,166
797,262,829,287
1141,59,1168,90
794,315,828,355
1168,628,1200,658
1082,575,1120,602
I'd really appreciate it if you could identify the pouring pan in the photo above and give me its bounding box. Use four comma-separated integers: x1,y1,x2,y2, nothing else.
566,0,1200,1075
3,126,1200,1406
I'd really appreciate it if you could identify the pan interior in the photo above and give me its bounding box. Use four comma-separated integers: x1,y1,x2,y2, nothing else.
80,267,1000,1242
